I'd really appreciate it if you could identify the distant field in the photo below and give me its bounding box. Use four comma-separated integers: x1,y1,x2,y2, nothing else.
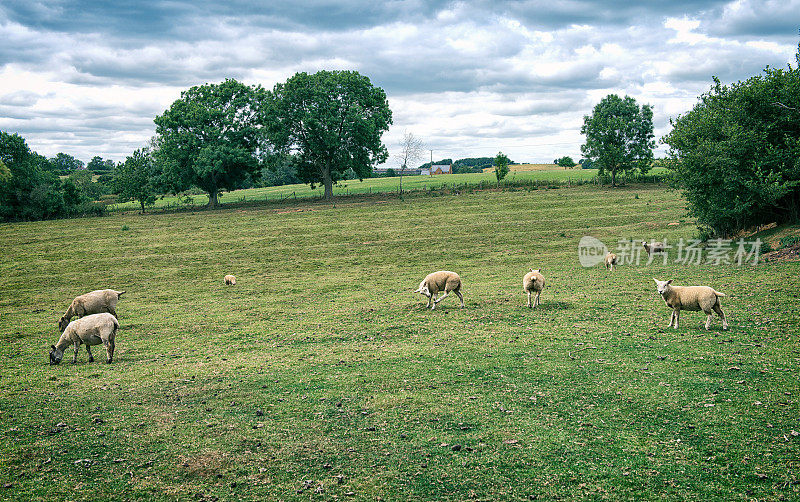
482,163,578,173
109,167,667,211
2,183,798,500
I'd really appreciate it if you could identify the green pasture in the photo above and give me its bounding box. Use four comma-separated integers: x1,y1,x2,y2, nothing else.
1,184,798,500
108,168,667,211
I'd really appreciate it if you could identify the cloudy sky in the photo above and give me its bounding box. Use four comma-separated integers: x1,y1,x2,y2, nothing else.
1,1,798,166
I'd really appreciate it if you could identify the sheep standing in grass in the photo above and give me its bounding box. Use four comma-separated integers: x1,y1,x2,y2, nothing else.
604,252,618,272
59,289,125,332
642,241,666,255
523,268,545,308
224,275,237,285
653,278,728,330
49,313,119,364
415,271,464,310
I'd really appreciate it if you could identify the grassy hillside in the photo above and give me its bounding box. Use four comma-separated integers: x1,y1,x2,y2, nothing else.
1,184,798,500
109,167,667,212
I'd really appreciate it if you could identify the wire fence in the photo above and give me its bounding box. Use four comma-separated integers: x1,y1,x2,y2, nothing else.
99,172,671,216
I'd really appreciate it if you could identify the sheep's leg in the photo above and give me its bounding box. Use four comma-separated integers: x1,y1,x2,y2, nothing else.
673,309,680,329
455,290,464,307
72,341,80,364
104,339,114,364
526,291,532,308
535,291,541,308
85,345,94,363
434,291,450,304
426,295,433,309
714,304,728,330
667,311,674,327
705,313,713,330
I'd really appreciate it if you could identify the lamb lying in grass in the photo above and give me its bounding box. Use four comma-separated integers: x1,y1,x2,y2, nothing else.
604,252,618,272
59,289,125,332
49,313,119,365
653,278,728,330
224,275,237,285
415,271,464,310
523,268,545,308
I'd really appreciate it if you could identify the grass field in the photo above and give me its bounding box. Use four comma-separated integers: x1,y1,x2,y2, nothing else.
1,184,798,500
108,167,667,212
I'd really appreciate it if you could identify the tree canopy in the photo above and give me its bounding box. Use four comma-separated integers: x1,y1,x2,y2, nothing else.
494,151,510,183
663,47,800,236
0,132,66,220
580,94,654,186
113,147,160,212
265,70,392,199
154,79,265,207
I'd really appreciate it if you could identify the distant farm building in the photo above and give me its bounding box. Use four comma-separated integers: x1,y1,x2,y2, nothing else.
429,162,453,175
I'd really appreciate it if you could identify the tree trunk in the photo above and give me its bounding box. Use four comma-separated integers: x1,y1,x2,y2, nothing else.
611,169,617,187
140,200,145,213
399,172,403,195
207,190,219,208
322,167,334,200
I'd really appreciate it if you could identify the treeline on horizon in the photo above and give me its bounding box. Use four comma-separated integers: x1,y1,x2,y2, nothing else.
2,45,799,236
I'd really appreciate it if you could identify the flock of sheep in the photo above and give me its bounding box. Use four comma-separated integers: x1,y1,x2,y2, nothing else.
47,241,729,365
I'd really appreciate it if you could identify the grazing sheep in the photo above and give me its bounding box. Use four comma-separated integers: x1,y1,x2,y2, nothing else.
523,268,545,308
415,271,464,310
604,252,618,272
653,278,728,330
224,275,237,285
59,289,125,332
49,313,119,365
642,241,666,255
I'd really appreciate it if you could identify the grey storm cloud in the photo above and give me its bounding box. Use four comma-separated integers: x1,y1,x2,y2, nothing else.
0,0,798,161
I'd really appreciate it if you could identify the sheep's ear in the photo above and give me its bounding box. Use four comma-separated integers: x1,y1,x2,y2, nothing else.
529,268,534,272
666,279,673,285
50,345,56,351
653,278,659,283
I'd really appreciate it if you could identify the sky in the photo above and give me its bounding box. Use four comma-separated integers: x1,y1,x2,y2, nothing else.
1,1,798,167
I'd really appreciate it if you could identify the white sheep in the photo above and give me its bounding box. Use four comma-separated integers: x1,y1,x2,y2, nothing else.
59,289,125,332
523,268,545,308
653,278,729,330
224,275,237,285
49,313,119,364
642,241,666,255
604,252,618,272
415,271,464,310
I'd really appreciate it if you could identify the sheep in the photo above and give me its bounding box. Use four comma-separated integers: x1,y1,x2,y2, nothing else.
224,275,237,285
49,313,119,365
59,289,125,332
642,241,666,255
523,268,545,308
604,252,618,272
653,278,728,330
415,271,464,310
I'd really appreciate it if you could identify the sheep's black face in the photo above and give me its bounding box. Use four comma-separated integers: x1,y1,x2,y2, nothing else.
58,317,69,332
49,346,63,365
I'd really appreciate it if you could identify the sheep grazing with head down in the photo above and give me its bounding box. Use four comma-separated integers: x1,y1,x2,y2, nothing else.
653,278,729,330
604,252,618,272
523,268,545,308
49,313,119,365
224,275,237,285
59,289,125,332
415,271,464,310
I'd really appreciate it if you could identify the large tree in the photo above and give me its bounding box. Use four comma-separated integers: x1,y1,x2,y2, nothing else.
663,46,800,237
113,147,160,212
395,131,424,195
0,132,66,221
580,94,654,186
49,152,84,173
265,70,392,199
154,79,264,207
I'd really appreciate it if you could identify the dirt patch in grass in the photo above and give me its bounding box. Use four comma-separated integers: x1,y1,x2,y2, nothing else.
179,451,228,478
762,243,800,262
